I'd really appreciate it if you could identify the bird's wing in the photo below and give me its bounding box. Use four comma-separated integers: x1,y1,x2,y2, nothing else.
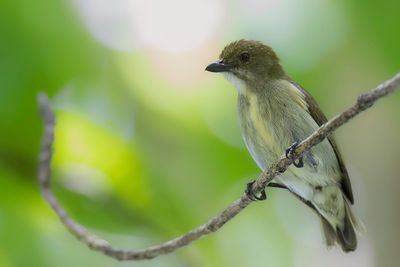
290,81,354,204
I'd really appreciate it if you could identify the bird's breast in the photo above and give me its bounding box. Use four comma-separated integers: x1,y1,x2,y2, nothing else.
247,93,276,148
238,92,280,169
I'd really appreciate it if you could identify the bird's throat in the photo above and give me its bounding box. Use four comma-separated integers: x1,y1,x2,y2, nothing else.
223,72,247,95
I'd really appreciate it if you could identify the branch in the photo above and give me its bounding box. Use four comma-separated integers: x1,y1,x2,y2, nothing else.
37,72,400,260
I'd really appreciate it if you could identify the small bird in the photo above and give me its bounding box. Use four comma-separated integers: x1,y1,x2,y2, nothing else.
206,39,360,252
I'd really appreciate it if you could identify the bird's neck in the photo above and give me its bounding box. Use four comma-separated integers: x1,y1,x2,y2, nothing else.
266,62,286,80
248,65,288,92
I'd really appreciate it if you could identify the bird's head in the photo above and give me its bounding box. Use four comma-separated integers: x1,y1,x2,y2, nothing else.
206,40,284,88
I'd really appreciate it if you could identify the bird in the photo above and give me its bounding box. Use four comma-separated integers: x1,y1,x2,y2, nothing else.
205,39,360,252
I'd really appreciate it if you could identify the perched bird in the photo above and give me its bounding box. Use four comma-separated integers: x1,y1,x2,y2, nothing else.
205,39,360,252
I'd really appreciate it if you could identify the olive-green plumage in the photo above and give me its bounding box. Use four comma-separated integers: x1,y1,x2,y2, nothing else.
206,39,360,252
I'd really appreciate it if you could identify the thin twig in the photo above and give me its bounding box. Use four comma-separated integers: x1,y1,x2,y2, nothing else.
37,72,400,260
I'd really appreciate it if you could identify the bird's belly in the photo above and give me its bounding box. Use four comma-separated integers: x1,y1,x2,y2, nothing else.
275,167,333,201
243,132,318,201
238,94,338,202
242,124,336,201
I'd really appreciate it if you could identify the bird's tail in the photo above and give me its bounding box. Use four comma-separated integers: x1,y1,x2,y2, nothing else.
321,199,361,252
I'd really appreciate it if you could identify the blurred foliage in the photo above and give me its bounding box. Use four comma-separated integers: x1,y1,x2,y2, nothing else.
0,1,399,267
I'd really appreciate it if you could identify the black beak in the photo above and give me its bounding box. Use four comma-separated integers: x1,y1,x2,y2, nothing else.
205,60,233,73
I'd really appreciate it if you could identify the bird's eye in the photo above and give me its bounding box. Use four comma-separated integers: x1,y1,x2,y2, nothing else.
239,52,250,63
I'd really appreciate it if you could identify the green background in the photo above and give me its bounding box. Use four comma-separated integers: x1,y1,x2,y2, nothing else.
1,0,399,266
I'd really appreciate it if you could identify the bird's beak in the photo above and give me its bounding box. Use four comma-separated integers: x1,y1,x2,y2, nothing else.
205,60,233,73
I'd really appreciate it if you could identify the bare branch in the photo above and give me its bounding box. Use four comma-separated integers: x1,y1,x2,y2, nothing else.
37,72,400,261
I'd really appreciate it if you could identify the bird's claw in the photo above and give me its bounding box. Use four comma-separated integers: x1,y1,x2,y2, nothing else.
245,180,266,201
285,142,304,168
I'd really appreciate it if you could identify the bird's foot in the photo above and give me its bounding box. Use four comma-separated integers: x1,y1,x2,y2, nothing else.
267,182,288,189
285,142,304,168
245,180,266,201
